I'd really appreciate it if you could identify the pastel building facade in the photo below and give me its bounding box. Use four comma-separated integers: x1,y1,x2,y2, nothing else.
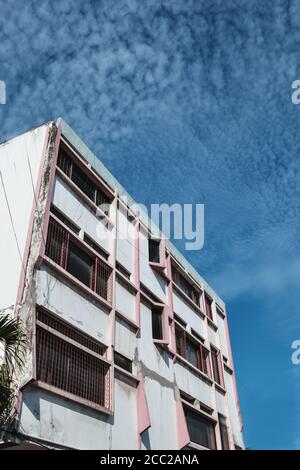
0,119,244,450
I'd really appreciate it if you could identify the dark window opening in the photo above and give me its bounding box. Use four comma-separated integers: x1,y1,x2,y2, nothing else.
114,351,132,373
204,294,213,320
45,217,112,303
148,238,160,263
175,324,211,377
219,414,230,450
186,337,199,369
67,241,93,288
57,149,72,177
184,407,217,450
72,164,96,201
211,347,224,388
84,233,109,260
173,268,201,306
50,205,80,235
152,306,163,340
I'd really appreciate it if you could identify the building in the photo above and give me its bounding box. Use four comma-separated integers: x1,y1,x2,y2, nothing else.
0,119,245,450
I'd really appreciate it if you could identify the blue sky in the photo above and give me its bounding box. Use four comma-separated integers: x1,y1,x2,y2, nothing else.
1,0,300,449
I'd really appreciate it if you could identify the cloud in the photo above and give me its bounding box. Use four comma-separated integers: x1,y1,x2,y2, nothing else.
1,0,300,449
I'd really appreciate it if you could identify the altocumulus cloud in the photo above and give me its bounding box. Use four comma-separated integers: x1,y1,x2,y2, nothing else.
0,0,300,336
1,0,300,448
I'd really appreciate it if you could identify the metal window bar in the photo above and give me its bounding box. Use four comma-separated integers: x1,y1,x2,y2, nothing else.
45,217,69,268
204,295,213,320
93,257,113,303
95,188,110,215
175,324,211,378
37,309,107,356
57,149,72,177
46,218,113,304
36,313,111,410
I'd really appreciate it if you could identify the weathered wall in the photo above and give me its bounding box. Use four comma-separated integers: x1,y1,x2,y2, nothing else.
52,176,111,255
116,207,135,275
0,125,48,311
36,266,109,344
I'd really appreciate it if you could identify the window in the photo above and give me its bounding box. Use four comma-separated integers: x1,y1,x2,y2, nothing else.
175,324,211,377
211,347,225,388
184,407,217,449
84,233,109,260
67,241,94,287
219,414,230,450
114,351,132,373
151,306,163,340
173,268,201,306
50,205,80,235
45,217,112,303
57,147,111,215
72,163,95,201
204,294,213,320
148,238,160,263
36,309,110,410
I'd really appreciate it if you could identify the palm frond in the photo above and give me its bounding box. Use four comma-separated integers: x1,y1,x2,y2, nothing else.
0,313,27,374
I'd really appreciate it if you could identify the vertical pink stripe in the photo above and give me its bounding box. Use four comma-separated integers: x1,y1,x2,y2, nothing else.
166,248,176,353
136,376,151,448
134,219,141,331
176,400,190,449
224,314,243,431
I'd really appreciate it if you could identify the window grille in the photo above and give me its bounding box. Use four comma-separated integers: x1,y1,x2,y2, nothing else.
46,217,112,303
175,324,211,378
36,310,111,410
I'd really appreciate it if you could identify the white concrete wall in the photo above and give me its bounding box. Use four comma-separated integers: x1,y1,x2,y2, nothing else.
0,125,48,309
215,389,227,416
207,324,218,347
36,266,109,345
115,316,137,360
173,290,205,337
216,311,229,360
52,176,111,254
143,378,177,450
111,377,138,449
174,361,214,409
138,302,174,380
224,370,244,448
19,386,111,449
116,208,135,276
139,230,167,303
115,280,136,322
138,302,177,450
